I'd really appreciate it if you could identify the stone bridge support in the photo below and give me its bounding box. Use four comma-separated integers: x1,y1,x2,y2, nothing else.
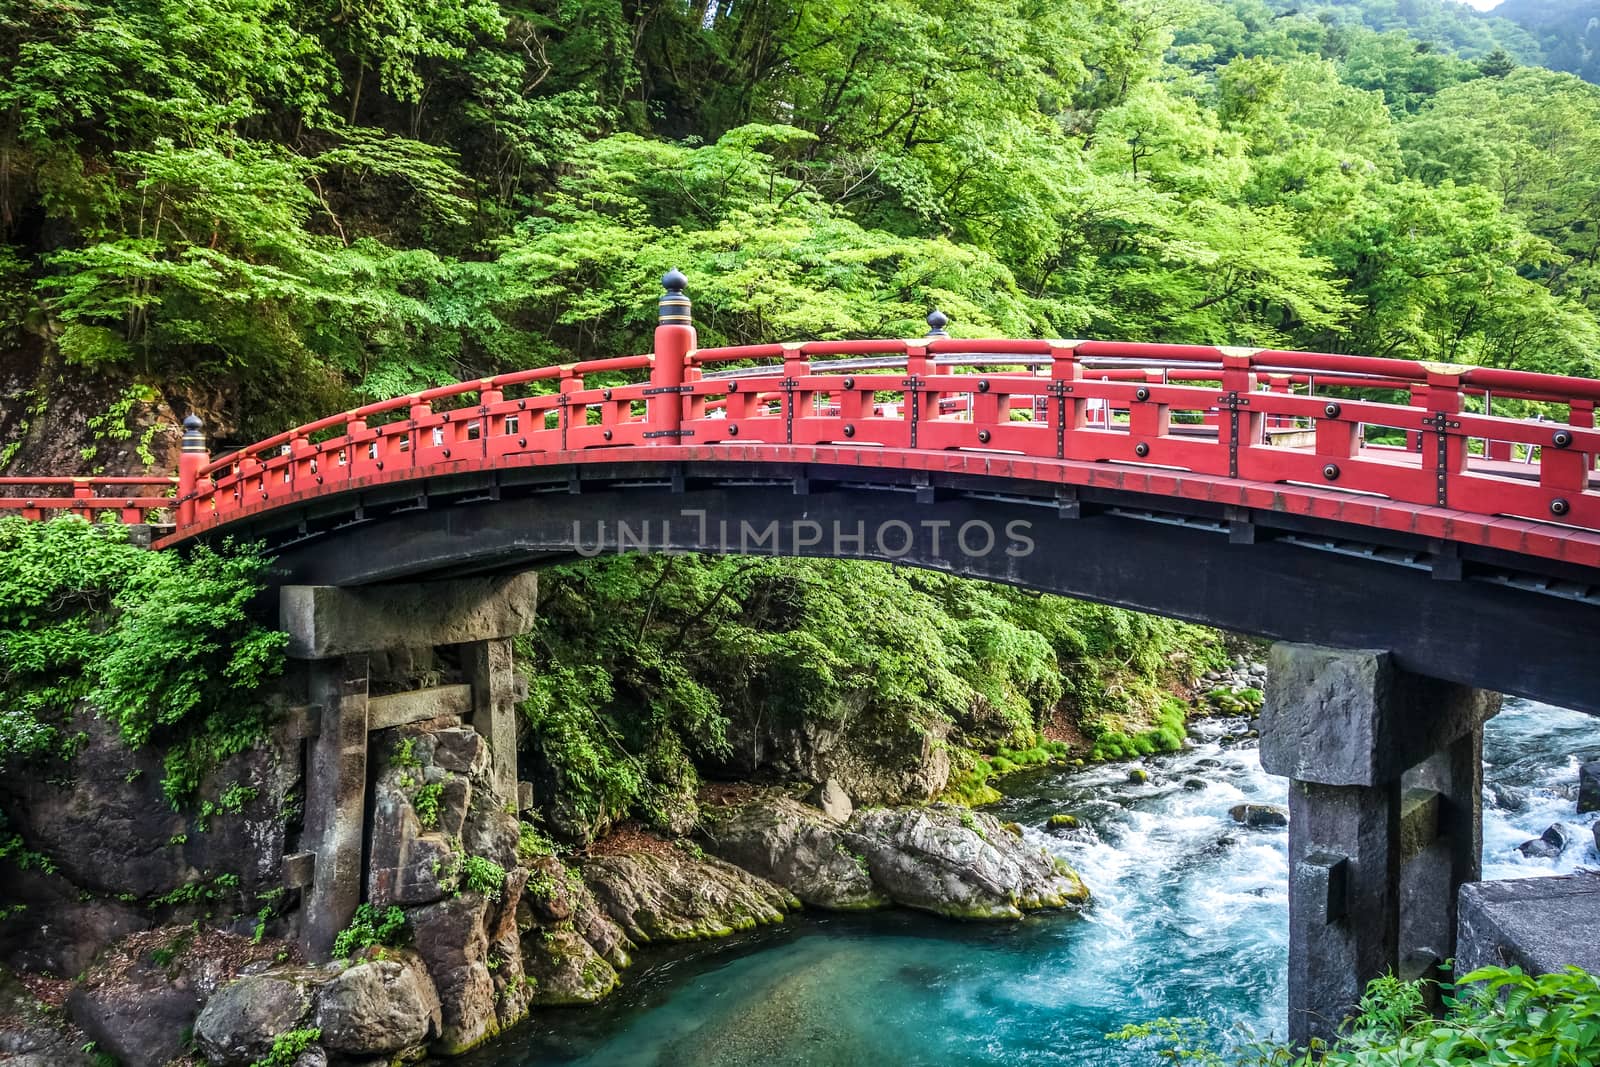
1261,643,1499,1047
280,572,538,960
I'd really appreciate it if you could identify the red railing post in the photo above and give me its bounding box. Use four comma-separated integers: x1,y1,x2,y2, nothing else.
650,269,695,441
176,414,207,530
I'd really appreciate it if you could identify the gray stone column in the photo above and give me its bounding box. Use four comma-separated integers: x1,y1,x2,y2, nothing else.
1262,643,1497,1047
462,636,517,801
299,653,369,960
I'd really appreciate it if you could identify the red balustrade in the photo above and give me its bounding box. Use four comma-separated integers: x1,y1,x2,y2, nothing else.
0,477,178,524
8,275,1600,571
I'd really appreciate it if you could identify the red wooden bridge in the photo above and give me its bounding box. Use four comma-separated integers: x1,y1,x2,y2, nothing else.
7,271,1600,712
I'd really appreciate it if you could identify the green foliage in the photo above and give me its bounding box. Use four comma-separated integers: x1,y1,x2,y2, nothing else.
251,1028,321,1067
0,518,285,804
413,781,444,829
331,903,407,959
458,855,506,900
1112,965,1600,1065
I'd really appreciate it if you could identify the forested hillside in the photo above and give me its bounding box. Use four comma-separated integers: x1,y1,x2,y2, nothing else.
1495,0,1600,81
5,0,1600,831
4,0,1600,462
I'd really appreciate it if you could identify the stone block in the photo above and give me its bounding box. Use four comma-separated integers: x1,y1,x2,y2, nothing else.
280,573,537,659
368,685,474,731
1457,873,1600,978
1260,644,1499,787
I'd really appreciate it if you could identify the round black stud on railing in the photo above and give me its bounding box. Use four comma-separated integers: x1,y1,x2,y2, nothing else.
1323,463,1340,481
1324,403,1342,418
603,388,612,401
1135,387,1150,402
926,310,950,338
1553,429,1574,448
603,429,613,441
728,381,738,392
843,424,856,438
1552,498,1571,516
978,430,992,444
843,377,855,390
978,379,990,393
728,424,739,436
659,269,692,326
1135,441,1149,457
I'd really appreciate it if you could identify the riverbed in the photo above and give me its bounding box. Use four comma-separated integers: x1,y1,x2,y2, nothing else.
467,698,1600,1066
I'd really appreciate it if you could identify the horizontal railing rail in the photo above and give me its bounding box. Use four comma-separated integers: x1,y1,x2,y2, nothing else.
9,275,1599,571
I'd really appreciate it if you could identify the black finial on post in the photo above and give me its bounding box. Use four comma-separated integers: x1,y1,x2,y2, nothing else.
181,413,207,454
926,309,950,339
659,269,692,327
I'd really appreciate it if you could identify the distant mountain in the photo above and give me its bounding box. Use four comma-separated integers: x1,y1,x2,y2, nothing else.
1280,0,1543,60
1491,0,1600,81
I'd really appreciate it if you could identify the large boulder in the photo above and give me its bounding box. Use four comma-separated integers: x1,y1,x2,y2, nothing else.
1519,823,1577,859
66,963,204,1067
408,893,497,1054
700,795,886,911
314,951,441,1056
522,929,620,1006
848,805,1090,920
193,971,320,1067
715,696,952,807
580,847,798,943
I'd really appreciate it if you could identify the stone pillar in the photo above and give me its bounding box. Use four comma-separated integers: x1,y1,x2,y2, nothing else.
1261,643,1498,1047
299,653,369,960
462,636,517,801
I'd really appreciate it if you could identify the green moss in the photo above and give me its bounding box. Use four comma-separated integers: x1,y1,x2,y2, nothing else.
1047,813,1078,829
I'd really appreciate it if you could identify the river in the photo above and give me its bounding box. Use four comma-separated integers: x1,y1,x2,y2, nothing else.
467,698,1600,1066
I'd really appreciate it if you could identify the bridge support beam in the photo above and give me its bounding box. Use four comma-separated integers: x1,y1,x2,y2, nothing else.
281,573,537,961
1262,643,1498,1047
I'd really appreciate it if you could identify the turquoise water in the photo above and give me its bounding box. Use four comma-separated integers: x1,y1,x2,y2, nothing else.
470,700,1600,1066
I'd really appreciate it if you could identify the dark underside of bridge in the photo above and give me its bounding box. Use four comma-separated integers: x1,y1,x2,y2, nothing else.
215,459,1600,716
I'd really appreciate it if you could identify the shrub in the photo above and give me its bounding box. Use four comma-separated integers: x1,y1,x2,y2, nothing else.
0,517,286,804
331,903,407,958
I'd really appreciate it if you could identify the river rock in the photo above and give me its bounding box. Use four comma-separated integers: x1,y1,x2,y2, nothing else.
1579,762,1600,814
700,795,886,911
522,929,620,1005
1183,779,1206,791
314,951,441,1055
1518,823,1575,859
809,778,854,823
580,848,798,943
193,970,319,1067
1229,803,1289,829
848,805,1090,920
1489,783,1529,813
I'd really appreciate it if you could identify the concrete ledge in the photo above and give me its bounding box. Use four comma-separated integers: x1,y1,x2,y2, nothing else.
1457,873,1600,977
368,684,473,730
280,572,538,659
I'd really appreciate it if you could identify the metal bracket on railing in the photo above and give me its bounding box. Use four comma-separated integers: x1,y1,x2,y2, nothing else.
1421,412,1462,506
1221,392,1251,478
782,378,798,444
643,429,695,440
1049,380,1074,460
903,376,923,448
642,384,694,396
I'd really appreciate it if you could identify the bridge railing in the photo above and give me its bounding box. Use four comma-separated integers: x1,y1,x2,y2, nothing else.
10,272,1600,559
0,476,178,524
